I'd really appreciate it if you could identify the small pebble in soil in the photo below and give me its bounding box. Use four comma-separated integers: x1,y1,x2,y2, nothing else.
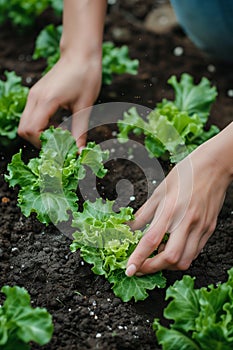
173,46,184,56
11,247,18,254
130,196,135,201
112,131,117,137
96,291,102,297
80,261,85,266
227,89,233,97
26,76,32,84
96,333,102,338
207,64,216,73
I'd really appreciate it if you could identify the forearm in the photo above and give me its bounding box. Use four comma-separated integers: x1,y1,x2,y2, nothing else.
200,122,233,184
60,0,107,57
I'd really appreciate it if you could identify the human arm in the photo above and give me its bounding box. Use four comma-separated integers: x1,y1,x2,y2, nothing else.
18,0,107,149
126,122,233,276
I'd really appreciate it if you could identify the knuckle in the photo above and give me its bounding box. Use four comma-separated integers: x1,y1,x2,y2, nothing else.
143,232,158,248
17,125,34,139
163,249,180,266
207,221,217,235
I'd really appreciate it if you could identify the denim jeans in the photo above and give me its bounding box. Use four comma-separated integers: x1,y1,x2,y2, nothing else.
170,0,233,62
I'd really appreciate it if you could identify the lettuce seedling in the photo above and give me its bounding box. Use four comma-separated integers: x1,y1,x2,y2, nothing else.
153,267,233,350
0,71,28,146
33,24,139,83
5,127,109,225
70,198,166,302
0,285,53,349
118,73,219,163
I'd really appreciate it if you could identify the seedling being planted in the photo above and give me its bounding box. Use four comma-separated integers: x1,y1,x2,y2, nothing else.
70,198,166,302
0,285,53,349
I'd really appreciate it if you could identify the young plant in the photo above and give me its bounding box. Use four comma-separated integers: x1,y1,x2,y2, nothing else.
117,73,219,163
153,267,233,350
32,24,139,83
0,285,53,349
5,127,109,225
0,71,28,146
70,198,166,302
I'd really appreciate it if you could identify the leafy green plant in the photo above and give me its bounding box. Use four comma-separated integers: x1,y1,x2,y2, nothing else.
70,198,166,302
0,0,63,28
5,127,109,224
0,71,29,146
153,267,233,350
33,24,139,83
5,126,165,302
117,73,219,163
0,0,51,27
0,285,53,349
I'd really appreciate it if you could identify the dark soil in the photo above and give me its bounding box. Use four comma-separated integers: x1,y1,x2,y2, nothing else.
0,1,233,349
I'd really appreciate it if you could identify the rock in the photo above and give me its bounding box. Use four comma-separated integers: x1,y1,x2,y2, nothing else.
144,4,178,34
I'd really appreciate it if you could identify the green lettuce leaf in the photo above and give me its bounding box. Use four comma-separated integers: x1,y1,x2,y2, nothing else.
168,73,218,123
0,286,53,348
117,73,219,163
109,270,166,302
71,199,166,302
33,24,139,83
153,268,233,350
0,71,28,145
5,127,109,224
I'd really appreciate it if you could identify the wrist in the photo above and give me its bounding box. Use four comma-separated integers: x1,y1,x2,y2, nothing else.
201,122,233,185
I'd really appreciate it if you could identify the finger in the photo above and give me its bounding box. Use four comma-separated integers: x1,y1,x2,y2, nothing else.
129,195,160,231
136,227,189,274
126,221,168,277
71,105,92,152
18,98,58,148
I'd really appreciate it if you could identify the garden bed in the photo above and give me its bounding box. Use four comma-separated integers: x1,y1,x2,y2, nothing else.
0,1,233,349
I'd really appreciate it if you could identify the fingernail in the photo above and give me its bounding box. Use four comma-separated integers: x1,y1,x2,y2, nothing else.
125,264,137,277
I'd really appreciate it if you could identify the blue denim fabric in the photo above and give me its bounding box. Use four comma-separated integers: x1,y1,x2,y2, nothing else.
170,0,233,62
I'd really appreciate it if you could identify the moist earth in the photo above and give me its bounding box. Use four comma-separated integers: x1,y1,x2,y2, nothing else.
0,1,233,349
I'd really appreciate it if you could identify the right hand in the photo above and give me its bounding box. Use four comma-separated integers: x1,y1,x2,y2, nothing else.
18,51,102,149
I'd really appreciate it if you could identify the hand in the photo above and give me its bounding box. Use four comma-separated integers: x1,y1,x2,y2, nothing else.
126,127,233,276
18,52,102,149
